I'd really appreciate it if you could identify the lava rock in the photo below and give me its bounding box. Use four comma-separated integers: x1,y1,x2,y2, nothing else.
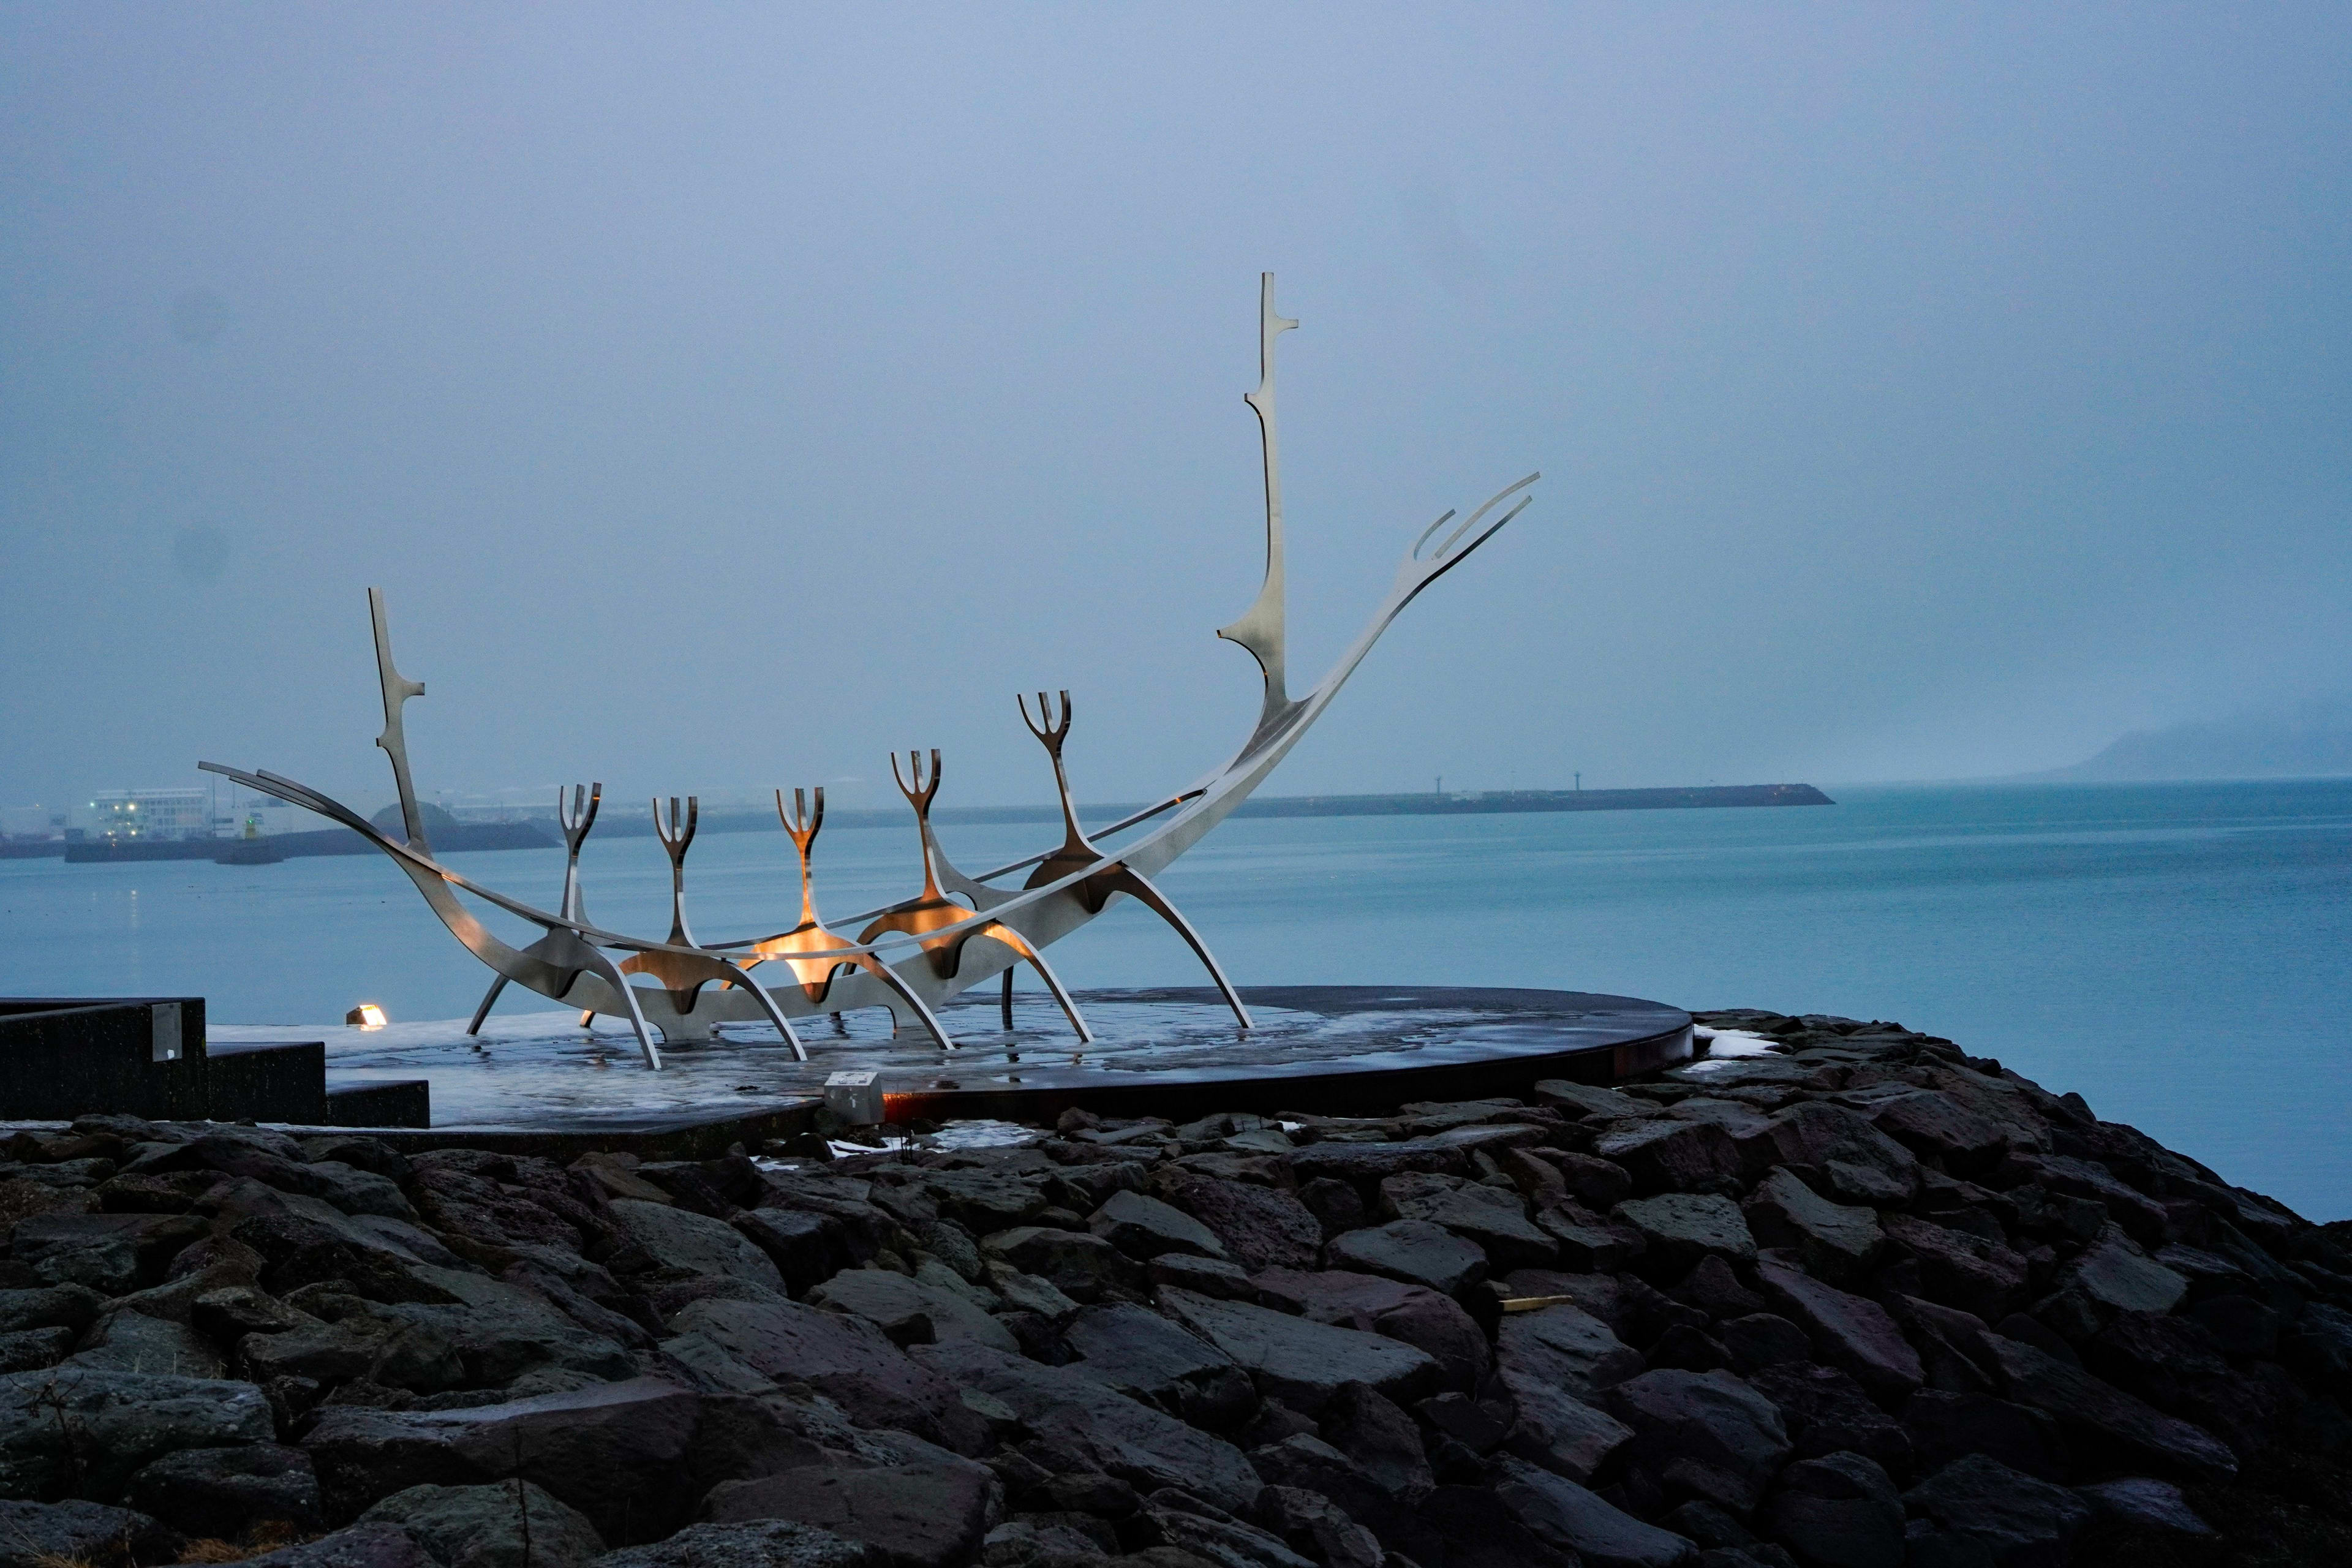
1902,1453,2091,1568
1324,1221,1487,1295
979,1229,1146,1303
0,1498,181,1568
1317,1382,1433,1500
701,1463,998,1568
238,1522,439,1568
1765,1451,1902,1568
1752,1257,1923,1403
1152,1177,1322,1273
1865,1092,2008,1177
360,1481,607,1568
127,1444,323,1536
0,1367,275,1501
589,1520,879,1568
1087,1192,1226,1262
919,1171,1050,1235
1760,1106,1918,1207
1974,1332,2237,1480
64,1310,225,1380
731,1210,846,1297
2043,1227,2187,1321
911,1340,1262,1516
1721,1314,1812,1377
1157,1288,1439,1415
1498,1299,1642,1394
1741,1172,1880,1286
1604,1368,1792,1513
605,1202,785,1293
0,1286,105,1337
1591,1121,1743,1197
1613,1195,1756,1274
2075,1477,2215,1540
302,1376,705,1541
807,1270,1020,1354
1061,1302,1254,1428
1747,1365,1912,1477
1491,1457,1698,1567
1247,1267,1491,1394
1257,1485,1382,1568
1378,1174,1557,1270
664,1297,986,1455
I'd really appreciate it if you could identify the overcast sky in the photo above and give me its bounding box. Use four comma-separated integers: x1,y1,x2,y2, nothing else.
3,6,2347,816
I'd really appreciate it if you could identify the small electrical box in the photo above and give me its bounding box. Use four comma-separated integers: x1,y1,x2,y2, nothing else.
823,1069,884,1127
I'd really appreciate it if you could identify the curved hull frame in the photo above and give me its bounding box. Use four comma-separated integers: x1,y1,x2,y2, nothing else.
201,276,1536,1068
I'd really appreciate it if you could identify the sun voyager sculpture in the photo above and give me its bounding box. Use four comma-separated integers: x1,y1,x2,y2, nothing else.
203,277,1537,1069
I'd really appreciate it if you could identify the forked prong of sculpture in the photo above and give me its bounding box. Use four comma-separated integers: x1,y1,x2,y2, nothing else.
742,788,957,1051
861,749,1093,1042
202,274,1537,1067
1018,690,1253,1028
469,780,599,1036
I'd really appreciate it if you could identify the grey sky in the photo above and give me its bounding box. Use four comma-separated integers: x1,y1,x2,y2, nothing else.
3,6,2347,816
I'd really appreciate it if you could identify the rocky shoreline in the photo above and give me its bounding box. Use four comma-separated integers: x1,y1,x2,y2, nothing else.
0,1011,2345,1568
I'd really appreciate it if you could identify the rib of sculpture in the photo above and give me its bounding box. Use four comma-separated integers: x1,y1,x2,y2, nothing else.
200,274,1537,1068
856,749,1094,1042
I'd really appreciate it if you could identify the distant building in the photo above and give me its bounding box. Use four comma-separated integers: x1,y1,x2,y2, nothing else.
78,783,307,842
88,786,214,841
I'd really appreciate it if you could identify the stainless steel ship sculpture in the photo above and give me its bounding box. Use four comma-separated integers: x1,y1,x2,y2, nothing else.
202,276,1537,1069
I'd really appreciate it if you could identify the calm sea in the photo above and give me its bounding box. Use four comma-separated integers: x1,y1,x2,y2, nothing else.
4,779,2347,1218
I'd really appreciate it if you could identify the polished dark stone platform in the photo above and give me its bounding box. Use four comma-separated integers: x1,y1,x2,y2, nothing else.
206,985,1692,1156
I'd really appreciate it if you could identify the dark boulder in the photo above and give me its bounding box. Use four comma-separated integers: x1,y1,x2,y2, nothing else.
587,1520,878,1568
359,1481,607,1568
0,1368,274,1501
1752,1258,1921,1403
1246,1267,1490,1393
1902,1453,2090,1568
1747,1365,1911,1477
1157,1289,1439,1415
1061,1302,1253,1429
1741,1174,1879,1287
978,1229,1145,1303
1974,1332,2237,1481
1591,1121,1743,1197
665,1297,987,1455
1613,1195,1755,1275
1377,1174,1556,1270
911,1340,1262,1515
0,1498,180,1568
1763,1451,1902,1568
301,1376,704,1542
1087,1192,1226,1261
126,1444,323,1536
700,1462,998,1568
1491,1457,1698,1567
1152,1176,1321,1273
1899,1390,2064,1483
1604,1369,1791,1513
1322,1221,1487,1295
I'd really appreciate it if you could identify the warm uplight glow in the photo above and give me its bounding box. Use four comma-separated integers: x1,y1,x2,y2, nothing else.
345,1003,388,1029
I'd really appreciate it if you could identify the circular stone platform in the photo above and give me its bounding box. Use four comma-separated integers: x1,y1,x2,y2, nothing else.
230,985,1689,1145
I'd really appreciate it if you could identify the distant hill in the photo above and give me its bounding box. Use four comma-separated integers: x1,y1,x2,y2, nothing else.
2043,697,2352,782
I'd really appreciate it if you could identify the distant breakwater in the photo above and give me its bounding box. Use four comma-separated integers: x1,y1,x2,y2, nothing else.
23,783,1832,864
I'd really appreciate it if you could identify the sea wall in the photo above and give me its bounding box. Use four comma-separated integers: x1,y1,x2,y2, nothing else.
0,1012,2343,1566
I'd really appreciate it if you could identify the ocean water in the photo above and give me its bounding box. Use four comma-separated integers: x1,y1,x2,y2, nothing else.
4,778,2348,1217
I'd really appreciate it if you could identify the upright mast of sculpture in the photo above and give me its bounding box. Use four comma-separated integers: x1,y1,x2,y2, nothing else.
1219,274,1301,742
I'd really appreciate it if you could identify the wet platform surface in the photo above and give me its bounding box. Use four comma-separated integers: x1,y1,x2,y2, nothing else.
212,985,1692,1136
